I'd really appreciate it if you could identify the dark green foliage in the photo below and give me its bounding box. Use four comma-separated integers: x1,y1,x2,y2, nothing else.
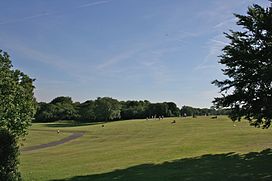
147,102,180,117
50,96,73,105
35,102,57,122
35,97,78,122
180,106,195,116
77,100,96,122
34,97,228,122
166,102,180,117
121,100,150,120
180,106,227,117
0,50,36,137
94,97,121,121
213,3,272,128
54,102,78,121
148,103,169,117
0,129,21,181
0,50,36,180
51,96,78,121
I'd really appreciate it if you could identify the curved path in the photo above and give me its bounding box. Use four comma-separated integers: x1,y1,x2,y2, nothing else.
21,130,85,153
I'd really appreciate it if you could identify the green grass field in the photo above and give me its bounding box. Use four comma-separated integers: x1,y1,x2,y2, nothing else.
20,116,272,180
20,128,70,148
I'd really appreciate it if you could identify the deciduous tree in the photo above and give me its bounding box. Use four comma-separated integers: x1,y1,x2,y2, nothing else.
0,50,36,180
212,3,272,128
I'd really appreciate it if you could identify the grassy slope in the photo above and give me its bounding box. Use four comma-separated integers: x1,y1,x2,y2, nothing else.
20,116,272,180
20,129,70,147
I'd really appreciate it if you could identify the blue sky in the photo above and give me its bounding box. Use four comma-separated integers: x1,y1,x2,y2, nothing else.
0,0,269,108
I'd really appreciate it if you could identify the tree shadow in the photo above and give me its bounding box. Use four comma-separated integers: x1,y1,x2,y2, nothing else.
53,149,272,181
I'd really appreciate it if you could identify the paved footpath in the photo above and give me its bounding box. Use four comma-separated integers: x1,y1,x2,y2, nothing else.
21,131,85,153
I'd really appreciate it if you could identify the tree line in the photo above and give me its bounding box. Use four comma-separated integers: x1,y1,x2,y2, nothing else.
34,96,229,122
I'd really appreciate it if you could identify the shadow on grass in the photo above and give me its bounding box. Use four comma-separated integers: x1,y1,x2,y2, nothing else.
53,149,272,181
45,121,106,128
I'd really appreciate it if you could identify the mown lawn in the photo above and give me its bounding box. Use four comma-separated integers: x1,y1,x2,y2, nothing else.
20,116,272,180
20,128,70,148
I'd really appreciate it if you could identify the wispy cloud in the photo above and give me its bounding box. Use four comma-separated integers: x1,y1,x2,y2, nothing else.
0,34,94,82
194,34,227,71
78,0,111,8
95,40,182,85
210,39,229,46
139,46,182,84
196,0,247,33
0,12,53,25
96,47,143,70
2,38,65,68
0,0,111,25
163,30,200,45
192,1,242,72
213,17,236,29
194,0,270,72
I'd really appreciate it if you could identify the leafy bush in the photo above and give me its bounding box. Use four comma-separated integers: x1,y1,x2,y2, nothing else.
0,129,21,181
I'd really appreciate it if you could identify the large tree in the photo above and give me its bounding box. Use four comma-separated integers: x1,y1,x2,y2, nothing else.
0,50,36,180
120,100,150,120
35,96,78,122
212,3,272,128
94,97,121,121
77,100,96,122
165,102,180,117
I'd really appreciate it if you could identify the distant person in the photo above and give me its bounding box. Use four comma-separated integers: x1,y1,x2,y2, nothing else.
57,129,60,134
